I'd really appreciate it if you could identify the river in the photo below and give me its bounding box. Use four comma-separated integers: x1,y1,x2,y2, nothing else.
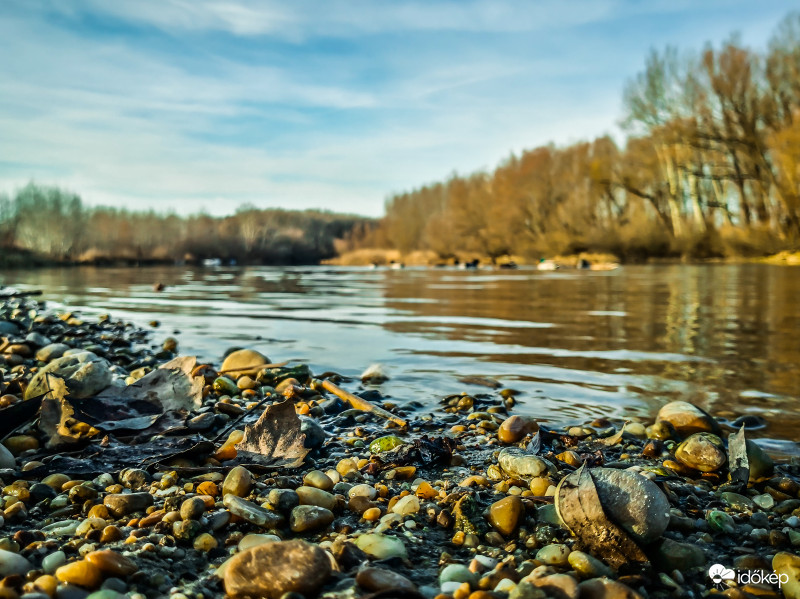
4,264,799,446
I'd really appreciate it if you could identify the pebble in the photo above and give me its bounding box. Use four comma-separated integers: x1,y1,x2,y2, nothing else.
0,548,33,576
655,401,719,435
535,544,571,566
526,573,578,599
568,551,614,578
498,416,538,444
223,495,282,528
55,560,103,589
356,567,417,592
498,448,549,478
222,466,253,497
296,486,337,510
103,493,154,517
773,552,800,599
290,505,334,532
220,349,270,377
268,489,300,512
85,551,136,577
488,495,524,536
440,564,478,588
224,540,331,599
180,497,206,520
674,433,727,472
579,577,643,599
355,533,407,560
392,495,420,516
238,534,282,551
303,470,334,492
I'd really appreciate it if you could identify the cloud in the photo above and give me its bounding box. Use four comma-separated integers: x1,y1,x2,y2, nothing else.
1,0,796,217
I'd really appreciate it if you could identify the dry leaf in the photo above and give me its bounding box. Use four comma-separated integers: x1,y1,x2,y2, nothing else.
728,425,749,487
234,400,309,468
555,465,649,570
96,355,204,412
597,422,628,446
39,375,87,448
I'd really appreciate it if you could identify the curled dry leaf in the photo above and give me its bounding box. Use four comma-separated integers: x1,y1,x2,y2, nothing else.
597,422,628,446
234,399,309,468
555,465,649,570
728,424,749,487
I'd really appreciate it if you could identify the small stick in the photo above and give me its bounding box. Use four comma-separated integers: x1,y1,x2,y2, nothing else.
319,379,407,427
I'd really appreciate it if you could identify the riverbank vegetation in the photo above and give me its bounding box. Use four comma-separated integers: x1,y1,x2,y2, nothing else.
338,13,800,263
0,184,369,266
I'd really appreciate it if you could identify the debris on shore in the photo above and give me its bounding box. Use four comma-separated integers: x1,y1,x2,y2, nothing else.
0,295,798,599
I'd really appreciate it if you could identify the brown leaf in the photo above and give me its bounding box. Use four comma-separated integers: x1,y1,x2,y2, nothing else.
96,355,204,412
555,465,649,570
234,399,309,468
597,422,628,446
39,375,86,448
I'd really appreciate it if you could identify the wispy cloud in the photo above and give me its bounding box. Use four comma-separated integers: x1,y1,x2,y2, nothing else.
0,0,796,216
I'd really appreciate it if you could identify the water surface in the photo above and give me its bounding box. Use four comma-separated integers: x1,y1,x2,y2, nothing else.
4,264,799,442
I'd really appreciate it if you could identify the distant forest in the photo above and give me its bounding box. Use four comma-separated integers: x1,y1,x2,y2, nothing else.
0,183,368,266
341,12,800,262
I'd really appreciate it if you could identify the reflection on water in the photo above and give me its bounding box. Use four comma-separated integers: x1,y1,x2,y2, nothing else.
3,264,799,440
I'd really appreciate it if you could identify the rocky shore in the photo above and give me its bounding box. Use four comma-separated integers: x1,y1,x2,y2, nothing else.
0,294,798,599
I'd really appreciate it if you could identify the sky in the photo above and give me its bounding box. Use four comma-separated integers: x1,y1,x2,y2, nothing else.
0,1,797,217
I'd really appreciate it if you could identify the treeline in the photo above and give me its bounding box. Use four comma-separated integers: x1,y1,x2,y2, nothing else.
0,183,369,266
344,13,800,261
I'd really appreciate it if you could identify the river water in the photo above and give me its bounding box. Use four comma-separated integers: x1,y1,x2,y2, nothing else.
4,264,800,446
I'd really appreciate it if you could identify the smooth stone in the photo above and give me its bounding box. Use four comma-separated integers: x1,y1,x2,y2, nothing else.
55,560,102,589
590,467,671,544
721,492,754,512
675,432,727,472
499,448,549,478
303,470,334,492
536,544,571,566
290,505,334,532
220,349,271,377
774,552,800,599
498,416,539,444
43,521,81,537
579,577,643,599
0,321,19,335
567,551,613,578
348,484,377,500
356,566,417,592
526,573,578,599
85,551,136,577
238,534,282,552
43,551,67,574
656,401,719,435
355,533,407,560
653,538,706,571
0,444,15,469
36,343,71,362
223,495,281,528
369,435,404,454
223,540,331,599
267,489,299,512
746,440,774,481
295,486,336,510
180,497,206,520
300,417,326,449
439,564,477,587
223,466,253,498
392,495,420,516
488,495,524,536
25,351,112,400
103,493,153,517
0,547,34,576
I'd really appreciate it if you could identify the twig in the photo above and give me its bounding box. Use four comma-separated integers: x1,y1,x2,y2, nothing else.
319,379,407,427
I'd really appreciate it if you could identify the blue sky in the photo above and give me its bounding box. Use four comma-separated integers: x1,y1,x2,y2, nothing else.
0,1,796,217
